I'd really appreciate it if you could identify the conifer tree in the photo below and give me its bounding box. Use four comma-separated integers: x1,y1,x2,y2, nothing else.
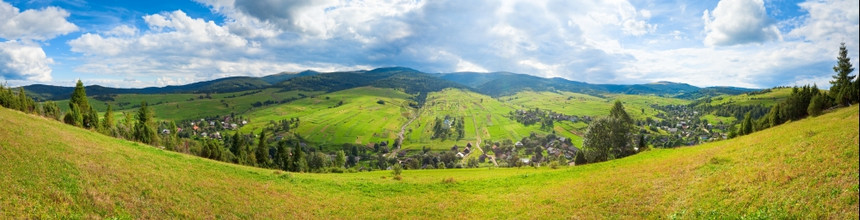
133,101,158,146
102,104,115,135
17,87,34,113
255,131,271,167
830,42,856,106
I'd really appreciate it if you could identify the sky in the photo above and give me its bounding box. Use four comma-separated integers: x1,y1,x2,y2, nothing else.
0,0,857,89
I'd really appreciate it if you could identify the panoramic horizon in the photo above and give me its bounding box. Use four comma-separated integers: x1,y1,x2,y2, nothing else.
1,0,858,89
1,0,858,218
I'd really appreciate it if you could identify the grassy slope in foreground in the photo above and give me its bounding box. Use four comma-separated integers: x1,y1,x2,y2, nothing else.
0,106,857,219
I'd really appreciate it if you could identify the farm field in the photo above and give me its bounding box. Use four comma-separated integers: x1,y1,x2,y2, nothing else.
401,88,581,151
53,88,321,121
1,102,856,219
706,88,794,107
239,87,415,147
500,90,691,120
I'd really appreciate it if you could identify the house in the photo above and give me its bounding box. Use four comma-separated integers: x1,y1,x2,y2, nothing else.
200,132,208,138
241,120,248,125
230,123,238,129
456,152,465,158
161,129,170,134
515,141,524,147
463,146,471,154
520,158,530,164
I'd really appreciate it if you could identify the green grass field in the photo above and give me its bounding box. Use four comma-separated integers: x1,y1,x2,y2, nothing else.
500,90,691,120
401,88,581,151
239,87,414,146
53,88,321,122
707,88,793,107
2,103,856,218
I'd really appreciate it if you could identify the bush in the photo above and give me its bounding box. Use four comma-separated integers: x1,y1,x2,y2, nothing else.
549,161,559,169
391,163,402,176
442,177,456,184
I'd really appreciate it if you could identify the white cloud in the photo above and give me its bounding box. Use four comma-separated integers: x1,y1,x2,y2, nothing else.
703,0,781,46
55,0,856,89
0,41,52,82
0,1,78,41
0,1,76,82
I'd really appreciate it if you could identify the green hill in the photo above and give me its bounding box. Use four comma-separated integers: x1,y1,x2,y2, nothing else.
1,104,856,218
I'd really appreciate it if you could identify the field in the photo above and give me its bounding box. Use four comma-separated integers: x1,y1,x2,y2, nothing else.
402,88,581,151
53,88,322,122
239,87,414,146
706,88,793,107
500,90,691,120
2,103,856,218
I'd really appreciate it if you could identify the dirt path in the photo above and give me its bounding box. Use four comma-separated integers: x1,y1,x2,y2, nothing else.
390,106,421,158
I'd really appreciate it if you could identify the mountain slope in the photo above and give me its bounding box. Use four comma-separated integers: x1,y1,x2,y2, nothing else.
24,76,272,100
1,105,856,218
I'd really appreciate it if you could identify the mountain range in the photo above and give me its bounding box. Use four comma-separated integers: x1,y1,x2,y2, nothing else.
23,67,758,101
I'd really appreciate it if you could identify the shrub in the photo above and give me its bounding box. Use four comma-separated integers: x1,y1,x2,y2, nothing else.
391,163,402,176
549,161,559,169
442,177,456,184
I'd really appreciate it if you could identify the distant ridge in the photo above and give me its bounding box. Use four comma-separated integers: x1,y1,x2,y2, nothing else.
23,67,760,100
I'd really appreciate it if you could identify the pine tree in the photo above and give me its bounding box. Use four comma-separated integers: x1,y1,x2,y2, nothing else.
808,94,825,117
742,112,753,135
87,106,99,130
17,87,34,113
830,42,856,106
102,104,115,135
133,101,158,146
64,103,83,126
42,101,62,120
255,131,271,167
292,143,306,172
70,80,90,111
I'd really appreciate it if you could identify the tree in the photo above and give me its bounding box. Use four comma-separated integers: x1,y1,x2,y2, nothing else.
87,106,99,130
70,80,90,112
17,87,34,113
274,140,292,171
70,80,95,129
292,143,307,172
808,94,825,117
101,104,115,135
574,150,587,165
64,103,83,127
164,121,178,150
741,112,753,135
610,100,633,125
255,131,271,167
830,42,856,106
334,150,346,168
42,101,62,120
582,117,613,162
133,101,158,146
582,100,636,163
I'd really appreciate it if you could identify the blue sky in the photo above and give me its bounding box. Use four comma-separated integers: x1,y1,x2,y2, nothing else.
1,0,857,89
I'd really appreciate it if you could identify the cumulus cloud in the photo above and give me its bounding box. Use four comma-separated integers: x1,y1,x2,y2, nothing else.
0,41,52,82
0,1,78,40
63,0,855,89
703,0,781,46
0,1,76,82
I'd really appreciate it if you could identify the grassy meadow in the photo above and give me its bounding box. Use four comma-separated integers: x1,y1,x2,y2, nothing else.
500,90,690,121
401,88,581,151
1,103,856,218
54,88,322,122
238,87,414,146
